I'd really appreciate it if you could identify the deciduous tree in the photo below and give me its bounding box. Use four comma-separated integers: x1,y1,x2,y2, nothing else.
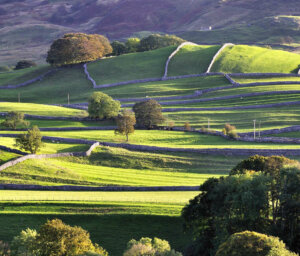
15,125,43,154
88,92,120,119
1,111,30,130
47,33,112,66
115,110,136,142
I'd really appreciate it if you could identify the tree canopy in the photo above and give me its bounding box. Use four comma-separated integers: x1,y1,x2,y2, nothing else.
88,92,120,119
133,99,165,129
47,33,112,66
1,111,30,130
15,60,36,70
216,231,298,256
182,156,300,256
115,110,136,142
139,34,185,51
15,125,43,154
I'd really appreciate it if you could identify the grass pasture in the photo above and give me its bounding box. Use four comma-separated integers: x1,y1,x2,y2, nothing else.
211,45,300,73
0,147,235,186
0,66,50,86
0,191,198,256
0,150,20,164
0,102,87,117
88,47,176,85
167,45,220,76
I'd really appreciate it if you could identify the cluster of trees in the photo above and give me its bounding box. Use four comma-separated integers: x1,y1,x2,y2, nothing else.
1,112,43,154
15,60,37,70
47,33,112,66
182,155,300,256
1,219,180,256
111,34,185,56
88,92,165,141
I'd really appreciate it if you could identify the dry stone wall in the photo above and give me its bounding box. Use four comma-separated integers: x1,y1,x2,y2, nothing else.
0,69,57,89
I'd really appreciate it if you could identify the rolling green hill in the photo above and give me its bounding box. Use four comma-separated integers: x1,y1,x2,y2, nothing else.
211,45,300,73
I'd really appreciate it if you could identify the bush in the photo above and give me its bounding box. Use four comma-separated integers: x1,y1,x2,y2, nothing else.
15,125,43,154
215,231,298,256
11,228,38,256
184,122,191,131
222,123,238,139
0,241,10,256
133,100,165,129
47,33,112,66
0,65,11,72
123,237,182,256
139,34,185,51
35,219,108,256
88,92,120,119
125,38,140,53
15,60,37,70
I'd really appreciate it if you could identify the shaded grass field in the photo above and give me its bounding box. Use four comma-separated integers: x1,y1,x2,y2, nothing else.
0,66,92,104
233,76,300,83
0,66,50,86
88,47,176,85
0,191,198,256
14,130,300,149
0,102,87,117
166,93,300,108
0,147,234,186
211,45,300,73
101,75,229,99
167,45,220,76
264,131,300,138
166,106,300,132
0,137,89,154
0,150,20,164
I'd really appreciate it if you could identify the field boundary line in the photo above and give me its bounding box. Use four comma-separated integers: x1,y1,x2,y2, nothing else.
163,42,198,79
0,69,58,89
0,142,99,171
206,43,234,73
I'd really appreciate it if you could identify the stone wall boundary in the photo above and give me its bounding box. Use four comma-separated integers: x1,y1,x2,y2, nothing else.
0,142,99,172
0,69,57,89
163,42,198,79
206,43,234,73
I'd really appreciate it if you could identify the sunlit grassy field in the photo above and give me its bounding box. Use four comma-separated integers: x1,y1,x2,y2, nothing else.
167,45,220,76
0,102,87,117
211,45,300,73
88,46,176,85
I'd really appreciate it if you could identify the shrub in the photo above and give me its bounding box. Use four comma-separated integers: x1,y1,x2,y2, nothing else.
15,60,37,70
1,111,30,130
47,33,112,66
123,237,182,256
15,125,43,154
125,38,140,53
133,100,165,129
215,231,298,256
0,65,11,72
35,219,108,256
11,228,38,256
0,241,10,256
184,122,191,131
222,123,238,138
88,92,120,119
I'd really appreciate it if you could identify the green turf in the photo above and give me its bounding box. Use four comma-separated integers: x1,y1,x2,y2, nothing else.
0,118,113,129
0,191,198,256
0,147,235,186
167,45,220,76
17,130,300,149
0,102,87,117
211,45,300,73
166,106,300,132
0,66,93,104
100,75,229,99
0,137,89,154
200,84,300,99
0,65,50,86
0,150,20,164
88,47,176,85
166,93,300,108
233,76,300,83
